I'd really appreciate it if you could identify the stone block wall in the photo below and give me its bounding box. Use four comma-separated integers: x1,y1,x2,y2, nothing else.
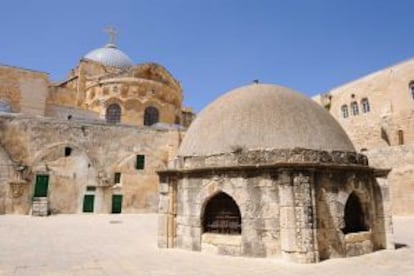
0,65,49,115
0,114,181,215
313,59,414,215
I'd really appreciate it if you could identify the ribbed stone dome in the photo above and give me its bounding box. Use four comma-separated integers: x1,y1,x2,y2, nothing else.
84,43,133,69
178,83,355,156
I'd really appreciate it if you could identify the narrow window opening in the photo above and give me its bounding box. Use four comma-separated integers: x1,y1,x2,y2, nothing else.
398,129,404,145
409,82,414,100
114,172,121,184
136,155,145,170
86,186,96,192
341,105,349,118
106,103,121,124
351,101,359,116
342,192,369,234
361,98,370,113
64,147,72,157
202,192,241,235
144,106,159,126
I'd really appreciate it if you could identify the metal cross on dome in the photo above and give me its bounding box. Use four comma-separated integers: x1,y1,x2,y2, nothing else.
104,26,117,44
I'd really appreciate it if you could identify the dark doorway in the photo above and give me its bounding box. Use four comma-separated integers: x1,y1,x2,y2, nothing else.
83,195,95,213
34,175,49,197
202,192,241,235
342,192,369,234
111,195,123,214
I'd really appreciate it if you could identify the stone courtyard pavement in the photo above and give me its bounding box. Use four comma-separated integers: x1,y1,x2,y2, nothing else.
0,214,413,276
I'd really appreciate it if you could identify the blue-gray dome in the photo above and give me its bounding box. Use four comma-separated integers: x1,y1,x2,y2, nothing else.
84,43,133,69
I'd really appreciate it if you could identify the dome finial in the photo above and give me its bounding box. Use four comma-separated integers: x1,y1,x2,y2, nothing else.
104,26,118,45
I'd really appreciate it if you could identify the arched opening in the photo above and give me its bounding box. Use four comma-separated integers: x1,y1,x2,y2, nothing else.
202,192,241,235
409,81,414,100
361,98,370,113
106,103,121,124
341,104,349,118
144,106,159,126
351,101,359,116
342,192,369,234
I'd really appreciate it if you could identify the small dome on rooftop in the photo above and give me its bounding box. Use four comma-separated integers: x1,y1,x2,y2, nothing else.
178,83,355,156
84,43,133,69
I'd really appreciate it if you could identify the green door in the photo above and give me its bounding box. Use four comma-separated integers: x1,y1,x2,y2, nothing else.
83,195,95,213
34,175,49,197
111,195,123,214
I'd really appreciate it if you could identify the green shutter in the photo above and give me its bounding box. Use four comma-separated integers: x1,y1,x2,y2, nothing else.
83,195,95,213
34,175,49,197
136,155,145,170
111,195,123,214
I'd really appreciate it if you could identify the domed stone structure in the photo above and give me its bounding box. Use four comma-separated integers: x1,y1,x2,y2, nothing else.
49,33,185,127
84,43,133,69
158,83,394,263
179,84,354,156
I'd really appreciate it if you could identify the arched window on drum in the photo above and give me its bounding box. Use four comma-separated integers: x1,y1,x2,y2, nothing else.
144,106,159,126
105,103,121,124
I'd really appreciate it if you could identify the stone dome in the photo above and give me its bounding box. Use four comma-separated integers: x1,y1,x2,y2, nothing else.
84,43,133,69
178,83,355,156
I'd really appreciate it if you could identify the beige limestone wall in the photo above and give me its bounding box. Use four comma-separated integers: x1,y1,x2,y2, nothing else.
85,78,181,125
313,59,414,215
365,145,414,215
0,65,49,115
0,114,182,215
50,60,183,126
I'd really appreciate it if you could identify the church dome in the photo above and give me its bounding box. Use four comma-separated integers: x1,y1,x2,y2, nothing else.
178,83,355,156
84,43,133,69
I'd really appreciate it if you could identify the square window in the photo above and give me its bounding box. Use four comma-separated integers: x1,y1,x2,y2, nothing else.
64,147,72,157
136,155,145,170
86,186,96,192
114,172,121,184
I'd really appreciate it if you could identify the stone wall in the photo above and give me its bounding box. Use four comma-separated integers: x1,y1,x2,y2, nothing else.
0,114,182,215
159,171,283,258
51,60,184,126
365,145,414,215
158,150,393,263
313,59,414,215
0,65,49,115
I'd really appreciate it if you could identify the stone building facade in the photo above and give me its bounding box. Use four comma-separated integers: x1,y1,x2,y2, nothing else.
0,34,189,215
158,84,393,263
313,59,414,215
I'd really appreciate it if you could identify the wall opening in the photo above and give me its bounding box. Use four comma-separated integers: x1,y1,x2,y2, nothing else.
106,103,121,124
202,192,241,235
64,147,72,157
398,129,404,145
144,106,159,126
342,192,369,234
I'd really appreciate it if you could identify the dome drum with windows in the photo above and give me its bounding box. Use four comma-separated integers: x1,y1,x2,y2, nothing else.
158,83,393,264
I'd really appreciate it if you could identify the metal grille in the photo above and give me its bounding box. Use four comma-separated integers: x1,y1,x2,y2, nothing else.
203,192,241,235
144,106,159,126
106,104,121,124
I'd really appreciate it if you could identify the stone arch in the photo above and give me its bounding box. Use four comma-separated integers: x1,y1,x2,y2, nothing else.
201,191,242,235
144,106,159,126
336,175,372,232
342,192,369,234
105,103,122,124
30,142,95,168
